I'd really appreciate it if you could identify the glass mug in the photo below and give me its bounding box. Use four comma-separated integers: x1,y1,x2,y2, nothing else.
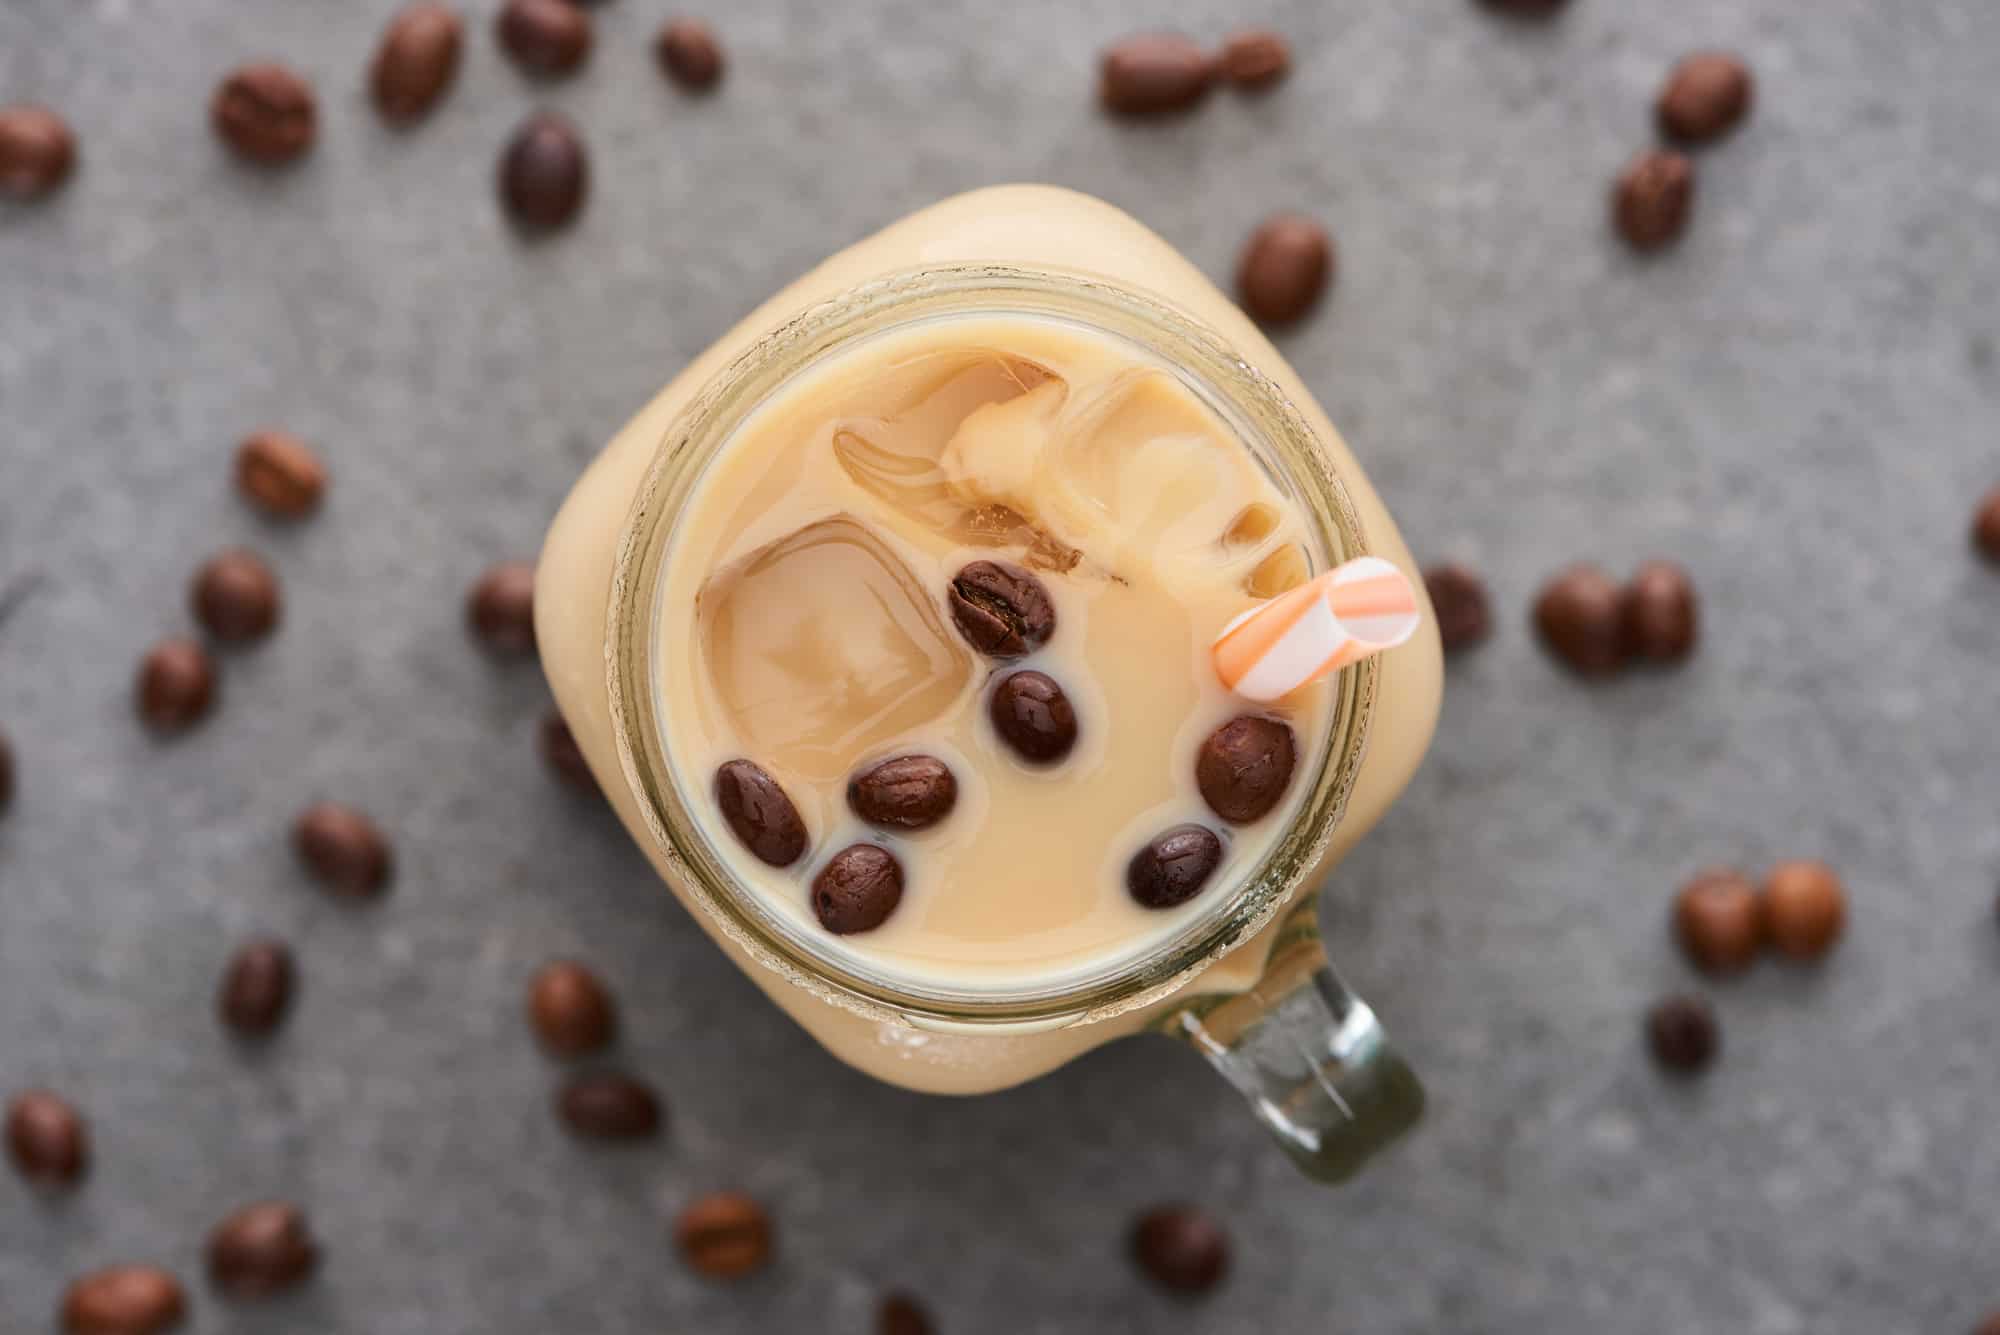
536,187,1443,1183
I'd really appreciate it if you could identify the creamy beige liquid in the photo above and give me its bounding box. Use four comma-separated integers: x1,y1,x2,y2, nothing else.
657,318,1333,987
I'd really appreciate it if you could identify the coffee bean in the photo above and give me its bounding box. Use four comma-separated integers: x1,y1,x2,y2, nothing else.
371,3,464,124
1761,860,1845,960
212,64,317,166
207,1202,319,1299
1196,715,1297,824
714,759,808,867
1977,1314,2000,1335
848,754,957,831
218,939,296,1037
540,711,599,796
1533,564,1628,677
1126,825,1223,909
1973,486,2000,563
6,1089,88,1186
1613,149,1694,252
1423,563,1491,654
498,112,588,230
1099,33,1215,117
1476,0,1568,13
1218,30,1290,90
0,728,14,818
60,1266,186,1335
675,1191,772,1279
0,104,76,200
1622,560,1698,662
812,844,904,934
1657,52,1753,144
468,561,536,653
656,18,725,90
1131,1205,1229,1294
136,638,217,733
988,670,1078,764
497,0,592,77
1645,994,1718,1074
192,550,281,644
557,1072,662,1140
1673,869,1762,975
235,430,326,519
948,560,1056,658
1236,214,1333,326
528,959,617,1056
292,802,392,898
878,1293,933,1335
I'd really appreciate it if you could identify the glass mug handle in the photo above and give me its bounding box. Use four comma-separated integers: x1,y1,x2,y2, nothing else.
1158,891,1424,1183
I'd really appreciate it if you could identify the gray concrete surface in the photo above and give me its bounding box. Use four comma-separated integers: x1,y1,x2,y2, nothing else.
4,1,1998,1331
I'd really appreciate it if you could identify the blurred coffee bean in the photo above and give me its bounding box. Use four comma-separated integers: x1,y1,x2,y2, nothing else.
988,670,1078,764
1236,214,1333,326
539,711,599,795
878,1293,933,1335
192,550,281,644
212,63,316,165
136,639,217,733
1131,1205,1229,1293
1622,560,1698,662
848,755,958,830
557,1072,662,1140
1126,825,1223,909
1973,487,2000,563
0,727,14,818
1533,565,1628,677
235,430,326,519
1673,869,1762,975
1218,30,1289,90
656,18,724,90
1099,34,1214,117
292,802,392,898
498,112,588,229
714,759,808,867
1657,52,1753,143
948,560,1056,658
528,960,617,1056
1646,994,1718,1074
676,1191,772,1278
1613,149,1694,251
1761,860,1846,960
207,1202,319,1299
1475,0,1569,14
6,1089,88,1186
467,561,536,654
218,940,296,1037
0,104,76,200
497,0,591,76
371,3,464,123
1424,563,1491,653
1196,715,1297,824
60,1266,185,1335
812,844,904,934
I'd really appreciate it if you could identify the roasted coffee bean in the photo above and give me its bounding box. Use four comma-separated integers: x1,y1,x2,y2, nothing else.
1533,565,1628,677
676,1192,772,1278
848,754,957,831
498,112,588,229
0,728,13,818
1974,487,2000,563
1761,860,1845,960
6,1089,88,1186
235,430,326,518
212,64,317,166
539,711,599,796
1424,563,1491,653
1236,214,1333,326
1131,1205,1230,1294
528,960,617,1056
292,802,392,897
948,560,1056,658
1613,149,1694,252
988,670,1078,764
812,844,904,934
878,1294,933,1335
136,638,217,733
192,550,281,644
1196,715,1297,824
1673,869,1762,975
1218,30,1290,90
60,1266,186,1335
207,1202,319,1299
714,759,808,867
0,104,76,200
218,939,296,1037
371,3,465,124
557,1072,662,1139
656,18,724,90
1646,994,1718,1074
1099,34,1214,117
1657,52,1753,144
467,561,536,653
1977,1313,2000,1335
498,0,592,76
1126,825,1223,909
1622,560,1698,662
1475,0,1569,14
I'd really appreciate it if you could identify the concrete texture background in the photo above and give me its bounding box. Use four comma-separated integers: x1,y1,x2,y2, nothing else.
3,1,1998,1331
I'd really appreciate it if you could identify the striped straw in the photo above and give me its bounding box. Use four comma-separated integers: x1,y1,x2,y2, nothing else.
1212,556,1422,702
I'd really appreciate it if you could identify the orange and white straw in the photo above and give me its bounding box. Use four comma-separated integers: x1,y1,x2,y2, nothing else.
1212,556,1422,702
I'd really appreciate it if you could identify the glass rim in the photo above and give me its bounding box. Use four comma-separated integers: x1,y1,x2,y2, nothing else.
604,263,1379,1029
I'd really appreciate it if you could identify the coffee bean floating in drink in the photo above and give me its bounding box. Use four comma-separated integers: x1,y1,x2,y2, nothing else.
557,1072,663,1140
498,112,588,230
1131,1204,1231,1294
714,759,808,867
496,0,592,78
1613,149,1695,252
212,63,317,166
0,104,77,201
206,1201,320,1299
192,549,281,644
235,429,326,519
136,638,217,733
812,844,904,934
1126,825,1224,909
1673,868,1762,975
1533,564,1629,677
847,754,958,830
656,18,725,91
988,670,1078,764
292,802,393,897
1196,715,1298,824
370,2,465,125
676,1191,772,1279
6,1088,88,1187
1657,52,1754,144
527,959,618,1057
1099,33,1215,117
60,1265,186,1335
217,939,296,1037
948,560,1055,658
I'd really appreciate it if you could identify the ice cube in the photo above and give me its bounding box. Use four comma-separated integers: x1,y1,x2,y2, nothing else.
698,516,972,781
